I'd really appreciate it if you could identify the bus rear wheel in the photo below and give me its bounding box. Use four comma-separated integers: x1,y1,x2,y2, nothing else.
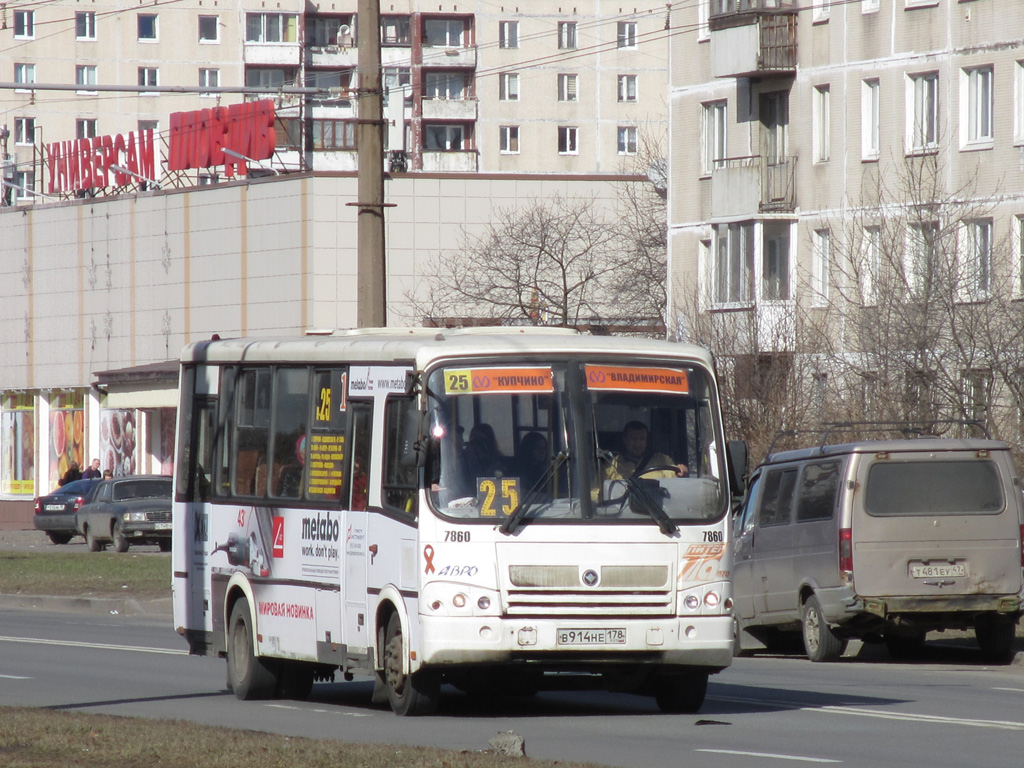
383,613,439,716
227,598,279,700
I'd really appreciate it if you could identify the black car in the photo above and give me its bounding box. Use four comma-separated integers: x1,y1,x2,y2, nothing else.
76,475,173,552
33,478,101,544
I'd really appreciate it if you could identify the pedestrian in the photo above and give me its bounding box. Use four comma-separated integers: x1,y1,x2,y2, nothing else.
82,458,102,479
59,461,82,486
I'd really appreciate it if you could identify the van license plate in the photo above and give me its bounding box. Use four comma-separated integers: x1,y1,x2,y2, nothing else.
557,628,626,645
911,563,966,578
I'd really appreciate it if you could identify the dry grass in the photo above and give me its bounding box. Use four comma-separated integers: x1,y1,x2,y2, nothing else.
0,707,601,768
0,552,170,599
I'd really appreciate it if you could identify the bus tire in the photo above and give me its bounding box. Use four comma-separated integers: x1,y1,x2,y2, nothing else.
802,595,846,662
653,668,708,714
227,598,279,700
277,661,315,700
384,613,439,716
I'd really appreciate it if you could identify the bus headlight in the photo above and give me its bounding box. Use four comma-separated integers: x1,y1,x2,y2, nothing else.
452,593,467,609
704,591,720,608
684,594,700,611
477,596,491,610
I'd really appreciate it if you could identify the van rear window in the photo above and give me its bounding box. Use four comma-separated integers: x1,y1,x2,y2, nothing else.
865,460,1004,516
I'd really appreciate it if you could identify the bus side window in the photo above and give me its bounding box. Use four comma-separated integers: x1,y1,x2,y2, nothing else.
383,397,418,516
348,403,372,511
233,369,271,496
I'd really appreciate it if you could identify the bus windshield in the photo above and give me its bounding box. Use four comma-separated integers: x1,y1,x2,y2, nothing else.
425,360,726,527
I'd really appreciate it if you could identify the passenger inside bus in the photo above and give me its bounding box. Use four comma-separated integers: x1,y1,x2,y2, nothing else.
461,423,504,485
517,431,549,489
605,421,688,481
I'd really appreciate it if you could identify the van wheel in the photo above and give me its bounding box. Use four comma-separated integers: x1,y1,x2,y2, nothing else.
802,595,846,662
227,598,279,700
383,613,439,716
975,615,1017,664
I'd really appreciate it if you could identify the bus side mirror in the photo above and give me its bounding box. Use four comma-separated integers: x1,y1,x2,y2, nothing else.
399,407,427,467
727,440,748,497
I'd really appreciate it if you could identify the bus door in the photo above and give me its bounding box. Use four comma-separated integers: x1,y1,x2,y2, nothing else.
343,402,372,645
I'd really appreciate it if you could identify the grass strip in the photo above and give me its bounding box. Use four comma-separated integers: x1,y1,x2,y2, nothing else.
0,707,602,768
0,552,170,599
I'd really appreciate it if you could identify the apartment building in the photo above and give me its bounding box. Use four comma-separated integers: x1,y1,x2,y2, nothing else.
1,0,668,194
668,0,1024,445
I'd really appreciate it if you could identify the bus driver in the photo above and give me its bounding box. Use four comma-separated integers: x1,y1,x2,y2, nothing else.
605,421,688,481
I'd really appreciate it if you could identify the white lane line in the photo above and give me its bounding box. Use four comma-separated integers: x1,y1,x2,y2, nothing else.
266,704,371,717
711,695,1024,732
0,674,32,679
0,635,187,656
696,749,841,763
993,687,1024,693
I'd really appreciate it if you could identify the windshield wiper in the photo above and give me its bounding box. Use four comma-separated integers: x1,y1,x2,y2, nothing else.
500,450,571,535
596,449,678,536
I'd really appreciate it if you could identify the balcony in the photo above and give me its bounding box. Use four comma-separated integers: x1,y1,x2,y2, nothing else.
710,155,797,218
420,45,477,68
305,47,358,68
709,1,796,79
421,150,478,172
244,42,301,66
421,98,478,121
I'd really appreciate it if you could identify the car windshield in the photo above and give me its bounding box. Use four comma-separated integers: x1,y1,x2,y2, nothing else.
424,360,727,527
113,479,172,501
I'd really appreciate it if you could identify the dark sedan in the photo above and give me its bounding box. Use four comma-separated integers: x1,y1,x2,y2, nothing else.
33,478,101,544
76,475,173,552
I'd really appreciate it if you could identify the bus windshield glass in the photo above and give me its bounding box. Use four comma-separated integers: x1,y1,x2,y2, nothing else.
425,360,726,526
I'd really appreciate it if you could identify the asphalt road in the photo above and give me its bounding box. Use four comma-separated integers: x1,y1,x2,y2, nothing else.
1,609,1023,768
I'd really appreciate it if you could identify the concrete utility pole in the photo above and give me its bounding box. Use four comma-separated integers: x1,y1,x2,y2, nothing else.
354,0,388,328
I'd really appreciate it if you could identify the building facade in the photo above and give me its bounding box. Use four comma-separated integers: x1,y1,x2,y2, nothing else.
668,0,1024,454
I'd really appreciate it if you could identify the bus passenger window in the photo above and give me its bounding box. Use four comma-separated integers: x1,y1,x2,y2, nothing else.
348,404,372,511
270,368,310,500
383,398,418,515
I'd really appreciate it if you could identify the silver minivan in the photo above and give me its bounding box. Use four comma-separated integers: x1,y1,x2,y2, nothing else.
733,438,1023,662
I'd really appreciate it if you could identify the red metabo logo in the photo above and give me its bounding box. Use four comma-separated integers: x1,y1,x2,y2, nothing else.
168,100,277,177
272,516,285,559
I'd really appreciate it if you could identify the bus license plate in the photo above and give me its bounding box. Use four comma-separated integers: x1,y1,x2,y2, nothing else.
557,628,626,646
911,563,966,578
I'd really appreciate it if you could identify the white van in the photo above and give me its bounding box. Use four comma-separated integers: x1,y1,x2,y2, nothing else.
733,438,1023,662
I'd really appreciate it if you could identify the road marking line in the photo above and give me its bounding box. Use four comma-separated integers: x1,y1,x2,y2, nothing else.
993,687,1024,693
0,674,32,679
0,635,187,656
696,749,841,763
267,704,370,717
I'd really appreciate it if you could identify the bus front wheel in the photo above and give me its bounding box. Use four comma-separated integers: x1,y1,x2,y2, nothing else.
383,613,439,716
227,598,279,700
652,668,709,714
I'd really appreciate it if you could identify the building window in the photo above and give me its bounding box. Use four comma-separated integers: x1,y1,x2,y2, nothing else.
308,17,355,47
14,63,35,92
813,85,830,162
13,171,35,200
138,13,158,41
965,219,992,299
200,68,220,95
908,72,939,153
558,73,578,102
714,222,754,305
812,228,831,306
964,65,993,145
76,12,97,40
761,91,788,164
763,222,790,301
381,16,411,45
558,126,578,155
138,67,159,91
863,0,880,11
862,79,880,160
424,124,466,151
14,10,34,38
1017,216,1024,297
617,126,637,155
246,14,298,43
861,225,881,305
499,20,518,49
311,119,357,149
617,21,637,49
245,68,295,88
813,0,831,22
383,67,412,106
907,221,939,296
76,65,98,94
199,15,219,43
500,125,520,154
499,73,519,101
424,72,468,101
423,18,465,47
14,117,35,145
698,0,710,41
702,100,727,176
618,74,637,103
76,119,98,140
199,173,220,186
962,369,990,425
558,21,577,50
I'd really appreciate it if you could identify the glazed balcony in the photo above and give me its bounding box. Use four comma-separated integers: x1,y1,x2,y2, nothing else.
709,0,797,79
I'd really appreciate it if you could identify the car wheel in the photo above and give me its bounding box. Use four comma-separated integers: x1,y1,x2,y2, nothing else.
975,614,1017,664
84,525,104,552
653,668,709,714
384,612,439,716
158,540,171,552
802,595,846,662
46,532,73,545
226,598,279,700
112,521,130,553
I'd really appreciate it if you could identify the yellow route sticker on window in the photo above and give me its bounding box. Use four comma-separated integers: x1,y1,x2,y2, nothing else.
444,367,553,395
584,365,689,394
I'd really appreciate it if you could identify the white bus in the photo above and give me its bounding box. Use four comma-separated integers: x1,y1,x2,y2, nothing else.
172,328,747,715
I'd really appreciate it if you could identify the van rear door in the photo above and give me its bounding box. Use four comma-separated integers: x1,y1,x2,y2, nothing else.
851,451,1022,600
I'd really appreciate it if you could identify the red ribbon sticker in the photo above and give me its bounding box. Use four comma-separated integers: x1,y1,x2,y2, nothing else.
423,544,436,574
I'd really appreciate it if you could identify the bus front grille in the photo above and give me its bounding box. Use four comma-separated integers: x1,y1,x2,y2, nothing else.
505,589,674,617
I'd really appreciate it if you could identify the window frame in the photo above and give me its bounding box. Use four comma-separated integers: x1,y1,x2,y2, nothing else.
138,66,160,93
618,74,637,103
199,68,220,95
500,125,520,154
862,78,880,160
558,125,579,155
246,13,298,44
713,221,755,306
14,117,35,146
199,15,220,43
499,20,519,49
14,63,36,93
617,21,638,49
137,13,158,42
964,219,993,300
701,100,727,176
76,65,98,95
76,11,97,40
812,228,831,306
617,125,638,155
908,71,939,154
423,123,467,151
963,65,994,147
499,72,520,102
76,118,98,140
14,10,34,39
813,84,831,163
558,21,577,50
558,73,578,102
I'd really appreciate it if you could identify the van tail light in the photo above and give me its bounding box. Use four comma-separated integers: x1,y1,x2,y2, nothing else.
839,527,853,573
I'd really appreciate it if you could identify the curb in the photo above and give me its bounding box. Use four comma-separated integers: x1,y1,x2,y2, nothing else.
0,593,172,618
